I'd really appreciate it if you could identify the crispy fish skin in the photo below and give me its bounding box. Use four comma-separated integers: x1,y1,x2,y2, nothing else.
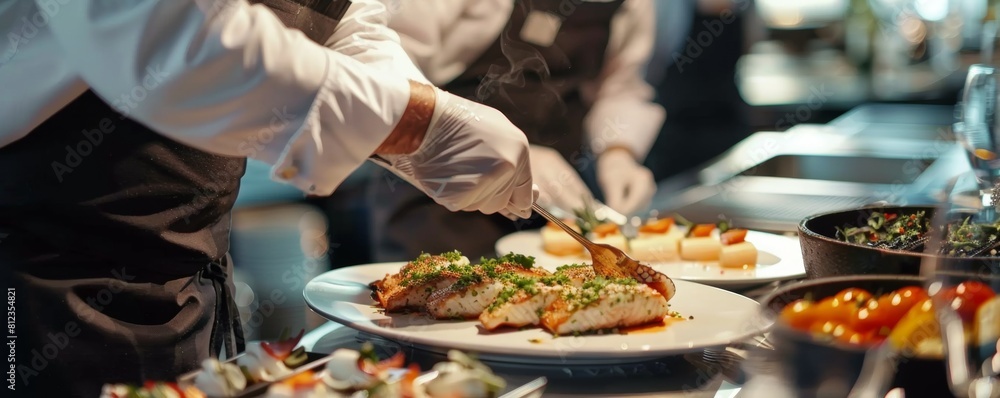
540,283,669,335
478,284,564,330
377,271,463,312
373,254,470,311
552,264,595,286
424,264,551,319
426,281,506,320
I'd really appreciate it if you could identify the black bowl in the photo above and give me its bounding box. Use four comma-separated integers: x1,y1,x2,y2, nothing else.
798,206,935,278
758,275,951,398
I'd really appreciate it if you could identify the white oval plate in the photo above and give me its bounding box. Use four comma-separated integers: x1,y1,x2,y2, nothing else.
495,230,806,289
303,263,763,365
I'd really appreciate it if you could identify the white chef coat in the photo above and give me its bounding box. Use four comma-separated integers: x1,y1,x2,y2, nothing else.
0,0,427,195
382,0,665,160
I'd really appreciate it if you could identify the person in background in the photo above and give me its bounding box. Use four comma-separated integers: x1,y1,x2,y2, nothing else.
643,0,754,181
370,0,665,261
0,1,534,396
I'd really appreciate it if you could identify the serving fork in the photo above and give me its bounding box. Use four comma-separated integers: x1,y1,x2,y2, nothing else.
531,203,676,302
544,201,638,239
532,203,637,278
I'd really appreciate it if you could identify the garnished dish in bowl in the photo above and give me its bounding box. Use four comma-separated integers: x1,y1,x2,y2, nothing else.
759,275,999,398
833,209,1000,257
779,282,998,355
369,251,679,336
834,210,931,251
799,206,936,277
802,205,1000,277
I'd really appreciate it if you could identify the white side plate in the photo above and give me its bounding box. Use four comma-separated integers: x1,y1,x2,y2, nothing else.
495,230,806,289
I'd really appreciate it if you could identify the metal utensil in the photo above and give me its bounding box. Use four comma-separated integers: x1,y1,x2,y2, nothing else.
544,201,638,239
685,350,747,386
499,377,548,398
531,203,634,278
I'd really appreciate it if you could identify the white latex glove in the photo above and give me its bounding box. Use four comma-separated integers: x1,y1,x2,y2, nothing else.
375,89,534,218
529,145,593,212
597,148,656,215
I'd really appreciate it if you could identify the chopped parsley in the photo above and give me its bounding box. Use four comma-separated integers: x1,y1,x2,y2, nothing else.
441,250,464,262
555,263,589,273
835,211,929,249
451,269,483,290
486,276,541,313
538,273,571,286
481,252,536,269
564,276,639,310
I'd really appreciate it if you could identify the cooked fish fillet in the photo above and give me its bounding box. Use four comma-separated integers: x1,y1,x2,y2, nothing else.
426,281,506,320
552,264,595,286
479,284,564,330
425,264,551,319
540,281,669,335
372,254,470,312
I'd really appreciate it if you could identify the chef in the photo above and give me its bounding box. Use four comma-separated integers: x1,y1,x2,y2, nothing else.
0,0,533,396
370,0,664,261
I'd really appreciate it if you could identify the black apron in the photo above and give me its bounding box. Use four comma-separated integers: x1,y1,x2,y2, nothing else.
0,2,349,396
370,0,625,262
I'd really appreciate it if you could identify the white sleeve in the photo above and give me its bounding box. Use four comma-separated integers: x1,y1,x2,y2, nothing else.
583,0,665,161
325,0,430,83
38,0,412,195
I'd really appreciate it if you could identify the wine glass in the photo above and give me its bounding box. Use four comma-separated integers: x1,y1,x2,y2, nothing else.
919,180,1000,398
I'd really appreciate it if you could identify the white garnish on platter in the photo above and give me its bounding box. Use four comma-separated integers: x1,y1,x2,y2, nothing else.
238,342,293,382
322,349,376,390
193,358,247,397
421,351,506,398
266,382,343,398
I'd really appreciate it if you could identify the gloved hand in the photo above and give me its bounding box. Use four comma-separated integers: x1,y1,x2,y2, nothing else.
374,87,534,218
597,148,656,215
529,145,593,212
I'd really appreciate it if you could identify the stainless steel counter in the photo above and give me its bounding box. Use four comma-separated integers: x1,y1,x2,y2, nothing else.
650,103,968,234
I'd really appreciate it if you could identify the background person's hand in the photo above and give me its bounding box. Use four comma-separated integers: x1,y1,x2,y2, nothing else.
597,148,656,215
529,145,594,213
374,87,533,218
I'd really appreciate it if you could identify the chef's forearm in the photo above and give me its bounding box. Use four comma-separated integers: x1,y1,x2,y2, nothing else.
40,0,415,195
374,81,436,155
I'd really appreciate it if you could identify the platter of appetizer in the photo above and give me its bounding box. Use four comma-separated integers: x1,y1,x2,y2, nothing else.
302,251,761,365
496,215,806,288
101,332,545,398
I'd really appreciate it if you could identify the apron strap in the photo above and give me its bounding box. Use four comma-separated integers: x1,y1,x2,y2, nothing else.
250,0,353,44
185,255,245,358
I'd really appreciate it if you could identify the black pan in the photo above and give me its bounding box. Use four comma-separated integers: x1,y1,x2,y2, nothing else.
798,206,936,278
